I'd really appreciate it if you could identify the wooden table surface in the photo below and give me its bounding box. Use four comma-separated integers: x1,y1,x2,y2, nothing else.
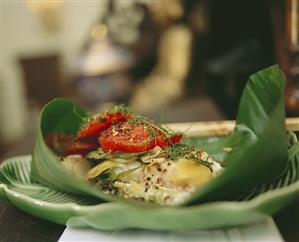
0,99,298,242
0,135,66,242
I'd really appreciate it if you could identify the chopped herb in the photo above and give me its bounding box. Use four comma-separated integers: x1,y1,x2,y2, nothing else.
166,144,213,168
108,103,133,115
149,128,156,138
79,103,184,142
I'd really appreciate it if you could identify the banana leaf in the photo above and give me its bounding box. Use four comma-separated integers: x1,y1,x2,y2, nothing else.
1,134,298,229
31,65,288,206
31,100,116,203
183,65,288,204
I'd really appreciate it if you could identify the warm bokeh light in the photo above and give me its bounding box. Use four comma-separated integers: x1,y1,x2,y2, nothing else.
1,0,299,148
90,23,108,41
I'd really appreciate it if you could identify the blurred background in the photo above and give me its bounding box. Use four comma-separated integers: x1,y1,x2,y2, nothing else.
0,0,298,155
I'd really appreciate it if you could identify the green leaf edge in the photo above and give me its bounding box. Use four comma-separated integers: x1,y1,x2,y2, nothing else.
31,65,289,206
0,152,298,230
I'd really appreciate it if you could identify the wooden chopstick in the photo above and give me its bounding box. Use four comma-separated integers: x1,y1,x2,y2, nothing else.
166,117,299,137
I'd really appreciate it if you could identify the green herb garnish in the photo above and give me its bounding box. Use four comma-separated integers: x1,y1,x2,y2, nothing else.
166,144,213,168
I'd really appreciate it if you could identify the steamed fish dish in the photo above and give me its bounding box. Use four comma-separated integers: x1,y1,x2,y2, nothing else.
45,105,223,205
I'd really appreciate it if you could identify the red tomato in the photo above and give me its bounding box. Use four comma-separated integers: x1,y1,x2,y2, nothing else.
64,140,98,156
106,112,131,124
169,134,183,145
99,122,181,153
77,112,131,140
77,120,108,140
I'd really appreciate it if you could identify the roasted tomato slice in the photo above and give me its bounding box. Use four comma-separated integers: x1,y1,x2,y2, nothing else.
169,134,183,145
105,112,130,124
77,112,131,140
99,122,181,153
64,140,98,156
77,120,108,140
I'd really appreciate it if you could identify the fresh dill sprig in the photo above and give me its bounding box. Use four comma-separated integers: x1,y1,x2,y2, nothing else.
108,103,134,115
129,113,184,141
110,104,183,140
166,143,212,168
78,103,184,141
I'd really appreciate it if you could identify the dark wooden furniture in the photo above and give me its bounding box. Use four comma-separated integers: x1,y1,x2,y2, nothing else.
19,55,63,106
271,0,299,115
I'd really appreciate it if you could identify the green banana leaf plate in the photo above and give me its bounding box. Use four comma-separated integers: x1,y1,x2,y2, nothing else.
31,65,289,206
1,65,299,230
0,132,298,230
